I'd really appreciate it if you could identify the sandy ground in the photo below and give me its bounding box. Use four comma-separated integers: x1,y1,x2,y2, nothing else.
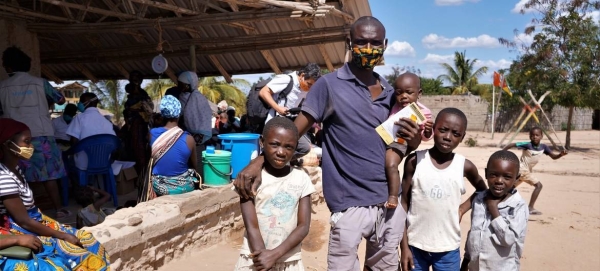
160,130,600,271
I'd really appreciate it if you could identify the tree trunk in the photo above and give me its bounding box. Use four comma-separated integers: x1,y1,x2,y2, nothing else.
565,106,574,149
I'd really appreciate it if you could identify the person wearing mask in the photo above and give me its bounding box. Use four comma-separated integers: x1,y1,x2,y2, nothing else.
52,103,78,147
0,46,70,218
170,71,213,172
66,92,116,170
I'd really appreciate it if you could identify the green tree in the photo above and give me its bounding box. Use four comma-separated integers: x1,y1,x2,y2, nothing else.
421,77,449,95
499,0,600,148
144,79,175,101
199,77,249,115
384,66,421,85
87,80,125,124
437,51,488,94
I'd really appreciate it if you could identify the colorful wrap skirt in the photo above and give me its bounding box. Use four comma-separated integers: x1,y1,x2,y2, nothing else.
152,169,199,196
1,208,110,270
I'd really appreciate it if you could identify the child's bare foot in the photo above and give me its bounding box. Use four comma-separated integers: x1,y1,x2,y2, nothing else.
385,196,398,209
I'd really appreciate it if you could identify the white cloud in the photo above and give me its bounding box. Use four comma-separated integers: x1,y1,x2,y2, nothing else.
435,0,479,6
420,53,454,64
512,0,533,13
385,41,416,57
422,34,500,49
477,59,512,70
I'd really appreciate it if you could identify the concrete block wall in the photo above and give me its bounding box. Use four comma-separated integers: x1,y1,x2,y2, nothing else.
549,106,594,131
0,18,41,80
86,166,323,270
420,95,489,131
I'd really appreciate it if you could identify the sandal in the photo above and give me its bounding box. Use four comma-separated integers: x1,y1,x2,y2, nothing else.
56,209,72,219
529,209,543,215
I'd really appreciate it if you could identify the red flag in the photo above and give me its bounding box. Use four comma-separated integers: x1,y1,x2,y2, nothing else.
493,71,502,87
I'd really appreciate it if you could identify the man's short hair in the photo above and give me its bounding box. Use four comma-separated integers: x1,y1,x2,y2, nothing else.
2,46,31,72
298,63,322,80
80,92,98,104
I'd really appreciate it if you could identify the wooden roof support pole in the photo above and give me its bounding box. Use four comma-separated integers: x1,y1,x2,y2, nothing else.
76,0,94,21
338,0,354,24
0,6,77,23
196,0,229,13
207,55,232,83
164,67,178,83
75,64,99,83
129,0,197,15
114,63,130,79
39,0,138,19
260,50,281,74
303,20,334,71
165,0,182,16
41,65,64,85
318,44,334,72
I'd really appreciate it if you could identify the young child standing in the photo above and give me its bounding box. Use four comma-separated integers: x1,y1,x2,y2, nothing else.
384,72,434,208
234,117,315,271
400,107,487,271
461,150,529,271
502,126,567,215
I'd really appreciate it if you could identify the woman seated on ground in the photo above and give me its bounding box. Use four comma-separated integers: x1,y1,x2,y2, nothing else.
0,118,109,270
149,95,200,197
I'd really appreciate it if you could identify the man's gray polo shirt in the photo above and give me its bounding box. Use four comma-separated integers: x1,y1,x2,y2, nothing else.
302,63,394,213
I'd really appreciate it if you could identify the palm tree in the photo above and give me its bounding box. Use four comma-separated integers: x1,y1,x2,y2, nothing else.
144,79,175,101
437,51,488,95
198,77,250,115
86,80,126,124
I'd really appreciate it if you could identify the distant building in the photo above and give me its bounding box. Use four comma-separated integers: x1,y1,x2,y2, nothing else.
53,82,88,112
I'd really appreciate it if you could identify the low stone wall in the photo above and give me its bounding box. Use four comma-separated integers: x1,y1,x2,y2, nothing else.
86,166,323,270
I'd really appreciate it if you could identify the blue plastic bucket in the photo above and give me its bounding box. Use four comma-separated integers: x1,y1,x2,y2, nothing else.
217,133,260,179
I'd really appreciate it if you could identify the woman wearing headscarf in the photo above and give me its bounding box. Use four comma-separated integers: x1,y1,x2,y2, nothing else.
0,118,110,270
139,95,200,201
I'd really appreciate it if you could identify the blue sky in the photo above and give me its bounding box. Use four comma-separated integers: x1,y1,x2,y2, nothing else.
235,0,542,85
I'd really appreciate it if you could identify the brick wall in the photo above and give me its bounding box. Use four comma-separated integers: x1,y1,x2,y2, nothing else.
420,94,489,131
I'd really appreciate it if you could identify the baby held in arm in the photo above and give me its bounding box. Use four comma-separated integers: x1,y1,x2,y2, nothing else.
382,73,433,208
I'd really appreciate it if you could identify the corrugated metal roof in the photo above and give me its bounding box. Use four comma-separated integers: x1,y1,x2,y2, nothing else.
2,0,372,82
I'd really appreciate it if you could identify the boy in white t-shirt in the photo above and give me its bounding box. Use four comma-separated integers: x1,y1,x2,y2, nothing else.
400,108,487,271
234,117,315,271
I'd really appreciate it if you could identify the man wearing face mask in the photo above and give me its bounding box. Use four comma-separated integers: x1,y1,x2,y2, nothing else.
52,104,78,146
234,16,423,270
259,63,321,160
0,46,71,218
66,92,116,170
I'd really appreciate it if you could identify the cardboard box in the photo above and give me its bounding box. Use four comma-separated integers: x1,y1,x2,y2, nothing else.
115,167,137,195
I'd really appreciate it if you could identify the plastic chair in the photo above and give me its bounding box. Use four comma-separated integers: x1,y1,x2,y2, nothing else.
70,134,120,207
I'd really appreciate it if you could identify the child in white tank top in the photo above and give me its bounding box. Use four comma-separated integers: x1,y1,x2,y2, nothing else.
400,108,487,271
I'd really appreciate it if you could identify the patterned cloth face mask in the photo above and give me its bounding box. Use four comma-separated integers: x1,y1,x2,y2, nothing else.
351,46,385,69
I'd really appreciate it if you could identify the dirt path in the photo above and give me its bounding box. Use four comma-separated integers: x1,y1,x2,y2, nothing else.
160,131,600,271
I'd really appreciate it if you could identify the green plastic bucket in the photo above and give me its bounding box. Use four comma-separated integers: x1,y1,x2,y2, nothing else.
202,150,232,186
